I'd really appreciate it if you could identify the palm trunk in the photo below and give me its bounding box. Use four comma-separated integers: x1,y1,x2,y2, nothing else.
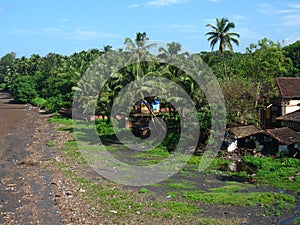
221,52,228,79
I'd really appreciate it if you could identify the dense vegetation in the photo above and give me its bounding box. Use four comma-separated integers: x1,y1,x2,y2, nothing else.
0,19,299,129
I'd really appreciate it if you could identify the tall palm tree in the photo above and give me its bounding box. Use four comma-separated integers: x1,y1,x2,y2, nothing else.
124,32,156,76
158,42,182,62
205,18,240,78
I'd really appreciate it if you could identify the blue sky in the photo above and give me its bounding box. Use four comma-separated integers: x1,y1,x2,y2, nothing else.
0,0,300,57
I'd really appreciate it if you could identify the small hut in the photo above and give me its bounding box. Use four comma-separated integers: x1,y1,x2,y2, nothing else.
225,125,264,152
265,127,300,158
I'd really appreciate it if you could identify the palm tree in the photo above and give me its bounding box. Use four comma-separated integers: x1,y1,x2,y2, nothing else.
205,18,240,78
158,42,182,62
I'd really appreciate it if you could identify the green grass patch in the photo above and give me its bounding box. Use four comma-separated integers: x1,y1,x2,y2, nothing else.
32,97,48,108
209,181,255,193
241,156,300,191
45,140,55,147
167,180,196,189
48,115,73,125
179,190,295,207
293,217,300,224
139,188,149,193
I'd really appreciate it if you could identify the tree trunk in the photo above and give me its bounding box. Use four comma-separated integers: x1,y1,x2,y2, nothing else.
255,82,262,127
221,53,228,79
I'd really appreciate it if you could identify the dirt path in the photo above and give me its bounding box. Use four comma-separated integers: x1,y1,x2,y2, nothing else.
0,92,61,224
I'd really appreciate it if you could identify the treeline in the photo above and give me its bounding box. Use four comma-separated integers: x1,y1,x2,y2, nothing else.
0,34,299,128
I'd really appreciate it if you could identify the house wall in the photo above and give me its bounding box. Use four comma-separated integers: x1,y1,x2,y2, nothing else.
281,121,300,132
282,99,300,115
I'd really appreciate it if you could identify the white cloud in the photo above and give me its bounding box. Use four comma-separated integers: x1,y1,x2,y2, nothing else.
289,3,300,9
232,14,247,21
129,0,187,8
281,14,300,27
238,27,262,40
4,29,37,35
44,27,121,41
168,24,197,32
147,0,187,7
278,9,298,14
43,27,61,33
258,3,274,15
128,3,140,8
257,2,300,27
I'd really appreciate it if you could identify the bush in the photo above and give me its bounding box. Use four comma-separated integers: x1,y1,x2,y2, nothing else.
10,75,38,103
32,97,48,108
0,83,6,90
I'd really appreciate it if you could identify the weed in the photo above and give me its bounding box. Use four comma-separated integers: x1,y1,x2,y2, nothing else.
45,140,55,147
139,188,149,193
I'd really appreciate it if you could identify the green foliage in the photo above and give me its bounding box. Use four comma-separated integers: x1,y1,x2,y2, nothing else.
293,217,300,224
45,140,55,147
10,75,38,103
242,156,300,191
95,119,115,136
48,115,73,125
0,83,6,90
283,40,300,76
180,190,294,207
32,97,47,108
138,188,149,193
0,52,16,83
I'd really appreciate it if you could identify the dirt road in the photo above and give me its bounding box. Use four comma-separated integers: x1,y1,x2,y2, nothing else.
0,92,61,224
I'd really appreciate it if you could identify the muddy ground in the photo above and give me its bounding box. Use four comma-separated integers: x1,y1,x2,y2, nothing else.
0,92,63,224
0,91,299,225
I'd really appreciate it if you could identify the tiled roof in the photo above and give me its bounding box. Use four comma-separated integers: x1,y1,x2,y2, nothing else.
229,125,263,139
265,127,300,145
276,109,300,122
276,77,300,98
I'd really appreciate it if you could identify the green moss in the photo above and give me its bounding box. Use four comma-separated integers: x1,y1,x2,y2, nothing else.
180,190,295,207
48,115,73,125
167,180,196,189
45,140,55,147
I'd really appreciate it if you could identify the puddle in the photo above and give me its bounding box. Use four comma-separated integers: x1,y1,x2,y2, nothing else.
279,211,300,225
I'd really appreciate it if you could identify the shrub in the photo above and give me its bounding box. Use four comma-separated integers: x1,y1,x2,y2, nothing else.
10,75,38,103
31,97,48,108
0,83,6,90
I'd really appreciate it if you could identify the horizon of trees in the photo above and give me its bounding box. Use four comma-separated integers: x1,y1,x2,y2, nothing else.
0,28,299,130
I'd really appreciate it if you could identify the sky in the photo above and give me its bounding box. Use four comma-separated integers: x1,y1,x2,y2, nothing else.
0,0,300,57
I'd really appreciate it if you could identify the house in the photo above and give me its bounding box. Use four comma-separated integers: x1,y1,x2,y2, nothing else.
276,77,300,115
276,109,300,132
224,125,264,152
265,127,300,158
224,125,300,158
140,100,160,113
263,77,300,128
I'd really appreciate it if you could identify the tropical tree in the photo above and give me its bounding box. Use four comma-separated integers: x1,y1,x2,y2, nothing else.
283,40,300,77
205,18,240,78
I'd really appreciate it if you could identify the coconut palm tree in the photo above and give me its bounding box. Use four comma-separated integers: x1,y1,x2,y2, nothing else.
205,18,240,78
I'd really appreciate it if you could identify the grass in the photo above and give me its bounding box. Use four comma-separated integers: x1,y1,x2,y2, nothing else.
208,181,254,193
179,190,295,207
48,115,73,125
167,179,197,189
240,156,300,192
45,140,55,147
293,217,300,224
48,114,300,222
